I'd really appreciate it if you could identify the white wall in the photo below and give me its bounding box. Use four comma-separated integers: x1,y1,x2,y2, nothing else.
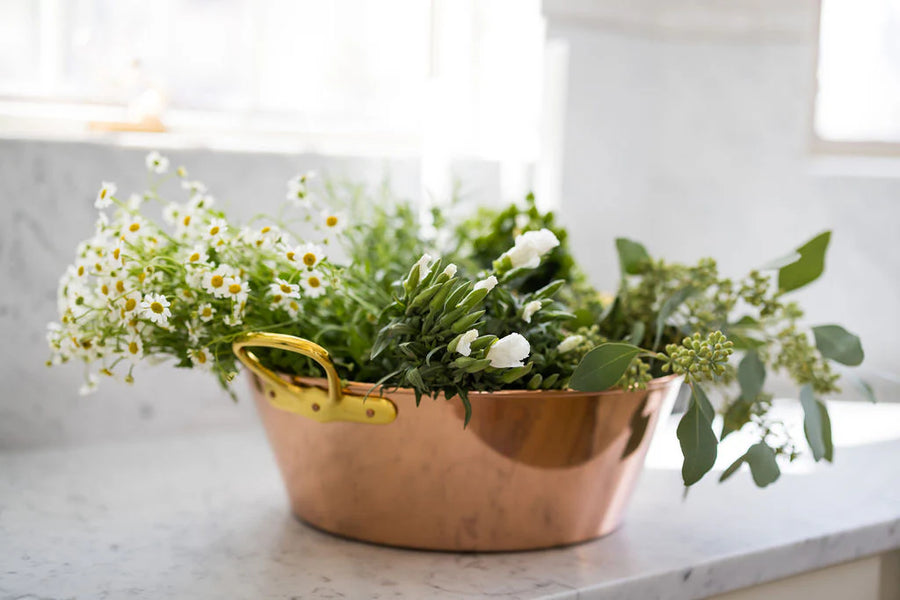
543,0,900,400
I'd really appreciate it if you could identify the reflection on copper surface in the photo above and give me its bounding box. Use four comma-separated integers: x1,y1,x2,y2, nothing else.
253,375,681,552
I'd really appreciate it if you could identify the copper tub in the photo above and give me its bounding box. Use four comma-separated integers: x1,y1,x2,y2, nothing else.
234,332,680,552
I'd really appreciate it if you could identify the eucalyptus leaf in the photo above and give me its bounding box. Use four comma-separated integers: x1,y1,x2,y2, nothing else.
812,324,864,366
627,321,646,346
719,454,746,483
615,238,650,276
799,384,834,462
721,398,752,440
852,376,877,403
570,343,642,391
676,384,719,486
654,286,696,349
777,231,831,293
737,351,766,402
744,442,781,487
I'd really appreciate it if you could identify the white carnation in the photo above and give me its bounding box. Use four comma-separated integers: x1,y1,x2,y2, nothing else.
455,329,479,357
522,300,542,323
500,228,560,270
442,263,458,278
412,253,433,285
473,275,498,293
558,334,585,354
486,333,531,368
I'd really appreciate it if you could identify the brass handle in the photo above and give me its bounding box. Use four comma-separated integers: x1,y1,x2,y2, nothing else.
232,332,397,424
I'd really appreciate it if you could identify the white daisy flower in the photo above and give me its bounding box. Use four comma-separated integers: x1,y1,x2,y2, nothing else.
119,216,147,242
205,218,227,243
189,347,213,369
140,293,172,326
473,275,498,293
124,334,143,364
522,300,542,323
78,373,100,396
119,290,142,317
197,303,216,323
145,151,169,174
176,166,188,178
162,203,181,226
455,329,479,357
269,277,301,299
95,182,116,209
222,277,250,304
300,270,327,298
188,193,214,210
290,242,326,269
182,180,208,196
321,210,347,235
557,335,585,354
126,193,145,211
486,333,531,368
183,245,209,266
286,172,315,205
201,265,235,298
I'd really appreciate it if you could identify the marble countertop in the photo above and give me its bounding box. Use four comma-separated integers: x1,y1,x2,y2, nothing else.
2,401,899,600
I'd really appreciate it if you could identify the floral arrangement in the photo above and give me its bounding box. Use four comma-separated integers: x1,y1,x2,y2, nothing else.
47,152,870,488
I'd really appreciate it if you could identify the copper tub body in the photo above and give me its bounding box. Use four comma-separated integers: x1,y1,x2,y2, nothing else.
252,374,680,552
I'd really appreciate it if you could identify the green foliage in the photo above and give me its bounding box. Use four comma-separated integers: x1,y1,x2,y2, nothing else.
569,343,643,391
776,231,830,293
677,384,718,486
812,324,864,366
799,384,834,462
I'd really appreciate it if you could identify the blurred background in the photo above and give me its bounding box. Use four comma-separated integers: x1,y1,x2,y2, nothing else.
0,0,898,449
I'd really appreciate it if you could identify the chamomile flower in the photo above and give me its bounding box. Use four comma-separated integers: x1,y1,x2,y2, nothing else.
300,270,327,298
269,277,301,299
145,151,169,174
286,172,315,205
291,242,326,268
140,293,172,326
197,303,216,322
201,265,235,298
95,182,117,209
126,193,144,211
78,373,99,396
124,334,143,364
119,216,148,242
188,193,215,210
321,210,347,235
182,180,208,196
205,218,227,243
119,290,142,317
189,347,213,369
182,245,209,266
223,277,250,304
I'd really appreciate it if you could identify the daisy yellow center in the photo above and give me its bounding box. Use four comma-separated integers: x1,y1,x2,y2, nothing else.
228,283,242,294
286,251,295,261
101,284,109,295
202,307,212,317
113,248,121,259
189,252,200,262
273,294,283,302
210,275,224,288
196,351,207,364
100,189,108,199
116,281,125,293
209,226,220,236
150,302,164,314
77,265,85,276
261,226,271,234
280,284,292,293
308,276,321,288
129,341,139,355
183,215,191,226
289,301,299,311
125,298,137,312
302,253,316,266
129,223,140,232
326,216,338,227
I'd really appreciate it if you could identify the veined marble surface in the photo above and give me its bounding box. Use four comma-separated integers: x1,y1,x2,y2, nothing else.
1,401,899,600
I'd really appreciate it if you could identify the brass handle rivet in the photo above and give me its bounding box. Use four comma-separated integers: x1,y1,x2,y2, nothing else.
311,403,321,412
366,409,375,418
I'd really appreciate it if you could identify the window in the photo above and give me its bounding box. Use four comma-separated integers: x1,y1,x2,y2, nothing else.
0,0,544,163
815,0,900,147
